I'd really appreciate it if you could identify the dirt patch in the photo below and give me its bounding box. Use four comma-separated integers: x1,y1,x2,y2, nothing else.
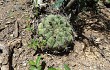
0,0,110,70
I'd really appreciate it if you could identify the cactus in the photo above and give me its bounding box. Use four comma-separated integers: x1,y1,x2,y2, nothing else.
38,14,74,50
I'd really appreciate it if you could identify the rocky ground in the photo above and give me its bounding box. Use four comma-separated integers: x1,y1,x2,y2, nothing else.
0,0,110,70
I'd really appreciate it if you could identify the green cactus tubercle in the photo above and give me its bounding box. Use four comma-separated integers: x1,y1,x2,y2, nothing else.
38,14,73,49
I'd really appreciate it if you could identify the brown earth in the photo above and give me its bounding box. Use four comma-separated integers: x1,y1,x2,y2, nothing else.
0,0,110,70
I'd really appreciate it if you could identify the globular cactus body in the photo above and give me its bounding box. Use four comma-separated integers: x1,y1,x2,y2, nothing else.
38,14,74,50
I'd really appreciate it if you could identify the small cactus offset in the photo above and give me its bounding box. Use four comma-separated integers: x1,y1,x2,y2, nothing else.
38,14,74,50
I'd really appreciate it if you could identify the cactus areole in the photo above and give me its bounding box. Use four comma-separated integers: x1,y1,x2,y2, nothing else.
38,14,74,50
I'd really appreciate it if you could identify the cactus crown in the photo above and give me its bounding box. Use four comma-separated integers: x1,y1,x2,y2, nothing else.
38,14,73,50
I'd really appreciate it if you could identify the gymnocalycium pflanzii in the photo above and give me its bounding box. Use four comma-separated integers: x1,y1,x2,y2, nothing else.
38,14,74,51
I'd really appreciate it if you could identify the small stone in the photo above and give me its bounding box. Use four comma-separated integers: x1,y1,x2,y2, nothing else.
94,31,98,33
89,21,93,23
0,1,3,5
11,17,14,19
6,21,11,24
1,65,9,70
13,53,17,57
5,25,8,27
10,34,14,37
0,57,3,64
18,48,22,52
14,21,19,38
22,61,27,66
95,38,101,43
96,38,101,42
0,42,9,55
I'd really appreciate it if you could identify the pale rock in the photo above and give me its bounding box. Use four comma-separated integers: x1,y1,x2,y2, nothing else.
1,65,9,70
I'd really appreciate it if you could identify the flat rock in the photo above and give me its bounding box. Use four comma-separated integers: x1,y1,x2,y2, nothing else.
0,42,9,65
1,65,9,70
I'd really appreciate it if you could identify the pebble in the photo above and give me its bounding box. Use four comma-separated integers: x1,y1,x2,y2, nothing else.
1,65,9,70
10,34,14,37
0,43,9,66
18,48,23,52
0,1,4,5
11,17,14,19
95,38,101,44
6,21,11,24
13,53,17,57
0,42,8,55
0,57,3,64
22,61,27,66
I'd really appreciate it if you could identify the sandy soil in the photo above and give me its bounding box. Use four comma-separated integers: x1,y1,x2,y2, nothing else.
0,0,110,70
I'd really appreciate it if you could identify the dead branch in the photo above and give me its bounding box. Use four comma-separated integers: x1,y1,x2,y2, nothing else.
65,0,76,10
